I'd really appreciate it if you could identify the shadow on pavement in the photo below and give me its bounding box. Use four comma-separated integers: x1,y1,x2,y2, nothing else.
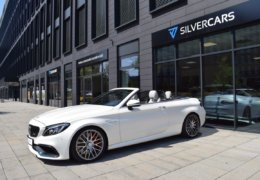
0,112,13,115
41,127,218,166
205,118,260,134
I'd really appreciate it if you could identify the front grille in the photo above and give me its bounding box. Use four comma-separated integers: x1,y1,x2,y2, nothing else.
28,125,40,137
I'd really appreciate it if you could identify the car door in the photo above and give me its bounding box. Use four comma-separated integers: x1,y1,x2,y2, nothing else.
217,94,235,118
119,103,169,142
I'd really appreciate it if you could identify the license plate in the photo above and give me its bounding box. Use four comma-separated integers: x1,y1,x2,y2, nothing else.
27,137,33,146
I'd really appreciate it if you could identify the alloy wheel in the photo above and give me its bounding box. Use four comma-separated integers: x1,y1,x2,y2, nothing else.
184,114,200,137
75,129,105,161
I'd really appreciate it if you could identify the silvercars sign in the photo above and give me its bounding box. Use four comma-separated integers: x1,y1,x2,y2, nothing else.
169,11,235,39
179,11,235,36
153,0,260,47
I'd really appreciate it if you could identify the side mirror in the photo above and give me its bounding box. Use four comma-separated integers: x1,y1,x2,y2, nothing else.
127,99,140,110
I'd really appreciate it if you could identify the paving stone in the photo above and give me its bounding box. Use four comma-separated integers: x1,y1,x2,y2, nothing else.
51,169,80,180
0,170,7,180
30,173,56,180
248,170,260,180
147,158,181,171
159,155,193,168
23,162,48,176
200,154,244,171
218,149,258,162
18,155,41,166
173,151,203,163
157,163,227,179
218,156,260,180
90,170,136,180
69,165,101,179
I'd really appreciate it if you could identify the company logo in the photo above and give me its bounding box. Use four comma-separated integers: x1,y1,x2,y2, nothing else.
180,11,235,35
168,26,178,39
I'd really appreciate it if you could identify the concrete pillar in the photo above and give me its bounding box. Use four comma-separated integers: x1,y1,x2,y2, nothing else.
72,61,77,105
44,72,48,106
60,65,65,107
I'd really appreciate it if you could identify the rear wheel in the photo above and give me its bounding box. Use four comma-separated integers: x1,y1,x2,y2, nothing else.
182,113,200,138
70,127,107,162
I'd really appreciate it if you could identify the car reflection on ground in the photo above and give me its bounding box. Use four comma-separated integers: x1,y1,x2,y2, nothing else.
204,88,260,121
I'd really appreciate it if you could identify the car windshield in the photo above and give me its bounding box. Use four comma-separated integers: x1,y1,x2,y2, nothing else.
92,89,133,106
244,89,260,97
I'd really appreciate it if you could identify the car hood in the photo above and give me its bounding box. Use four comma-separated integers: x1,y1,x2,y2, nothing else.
33,105,114,126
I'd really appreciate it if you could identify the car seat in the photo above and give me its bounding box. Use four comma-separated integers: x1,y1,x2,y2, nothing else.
148,90,160,103
165,91,172,100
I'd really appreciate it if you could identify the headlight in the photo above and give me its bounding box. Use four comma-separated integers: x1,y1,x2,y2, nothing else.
43,123,70,136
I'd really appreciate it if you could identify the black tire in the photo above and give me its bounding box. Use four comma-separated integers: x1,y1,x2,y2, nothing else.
243,106,251,120
182,113,200,138
70,127,107,162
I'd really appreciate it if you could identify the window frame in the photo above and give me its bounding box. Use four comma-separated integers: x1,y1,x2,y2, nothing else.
52,0,61,60
75,0,87,49
149,0,187,15
91,0,108,41
63,0,72,55
114,0,139,30
117,40,140,88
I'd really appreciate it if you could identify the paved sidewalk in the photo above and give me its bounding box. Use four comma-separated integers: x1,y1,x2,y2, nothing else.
0,101,260,180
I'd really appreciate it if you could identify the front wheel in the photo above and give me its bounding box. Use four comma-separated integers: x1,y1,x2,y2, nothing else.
182,113,200,138
243,106,251,120
70,127,107,162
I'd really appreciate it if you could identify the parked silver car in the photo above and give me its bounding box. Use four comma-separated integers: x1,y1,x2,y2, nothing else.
204,89,260,120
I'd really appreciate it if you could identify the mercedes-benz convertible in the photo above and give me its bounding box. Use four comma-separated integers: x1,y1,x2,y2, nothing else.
28,88,205,162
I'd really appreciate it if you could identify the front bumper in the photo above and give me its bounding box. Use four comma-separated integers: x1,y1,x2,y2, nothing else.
27,119,71,160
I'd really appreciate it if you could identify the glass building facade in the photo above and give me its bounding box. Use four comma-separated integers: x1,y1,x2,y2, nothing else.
153,22,260,125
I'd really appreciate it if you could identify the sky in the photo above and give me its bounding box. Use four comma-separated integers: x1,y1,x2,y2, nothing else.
0,0,5,20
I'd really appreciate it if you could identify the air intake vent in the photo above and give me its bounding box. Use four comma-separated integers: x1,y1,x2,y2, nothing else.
28,125,40,137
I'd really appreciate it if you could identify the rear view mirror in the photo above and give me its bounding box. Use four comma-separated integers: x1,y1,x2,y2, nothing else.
127,99,140,110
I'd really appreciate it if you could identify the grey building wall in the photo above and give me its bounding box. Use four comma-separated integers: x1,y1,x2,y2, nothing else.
3,0,250,106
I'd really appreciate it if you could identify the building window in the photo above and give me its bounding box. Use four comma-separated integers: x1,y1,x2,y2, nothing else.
177,58,200,97
78,61,109,104
118,40,140,87
48,68,61,107
150,0,187,13
178,39,200,58
46,0,52,63
31,21,35,69
53,0,61,59
236,24,260,48
40,6,45,65
115,0,138,29
203,32,232,54
63,0,72,54
155,44,175,63
36,0,40,9
203,53,233,119
235,47,260,121
154,44,176,92
75,0,87,48
35,14,40,68
65,63,72,106
92,0,107,40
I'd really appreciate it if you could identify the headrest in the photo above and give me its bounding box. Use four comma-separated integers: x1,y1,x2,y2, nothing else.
165,91,172,99
149,90,158,99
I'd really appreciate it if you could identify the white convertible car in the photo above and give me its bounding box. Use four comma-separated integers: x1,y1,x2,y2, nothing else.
28,88,205,162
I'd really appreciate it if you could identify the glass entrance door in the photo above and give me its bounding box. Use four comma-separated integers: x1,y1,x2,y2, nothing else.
84,77,92,104
79,75,102,104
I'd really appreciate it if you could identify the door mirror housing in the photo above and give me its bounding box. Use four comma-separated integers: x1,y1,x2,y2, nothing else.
127,99,140,110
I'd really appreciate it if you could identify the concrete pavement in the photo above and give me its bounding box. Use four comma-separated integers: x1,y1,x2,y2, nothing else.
0,101,260,180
